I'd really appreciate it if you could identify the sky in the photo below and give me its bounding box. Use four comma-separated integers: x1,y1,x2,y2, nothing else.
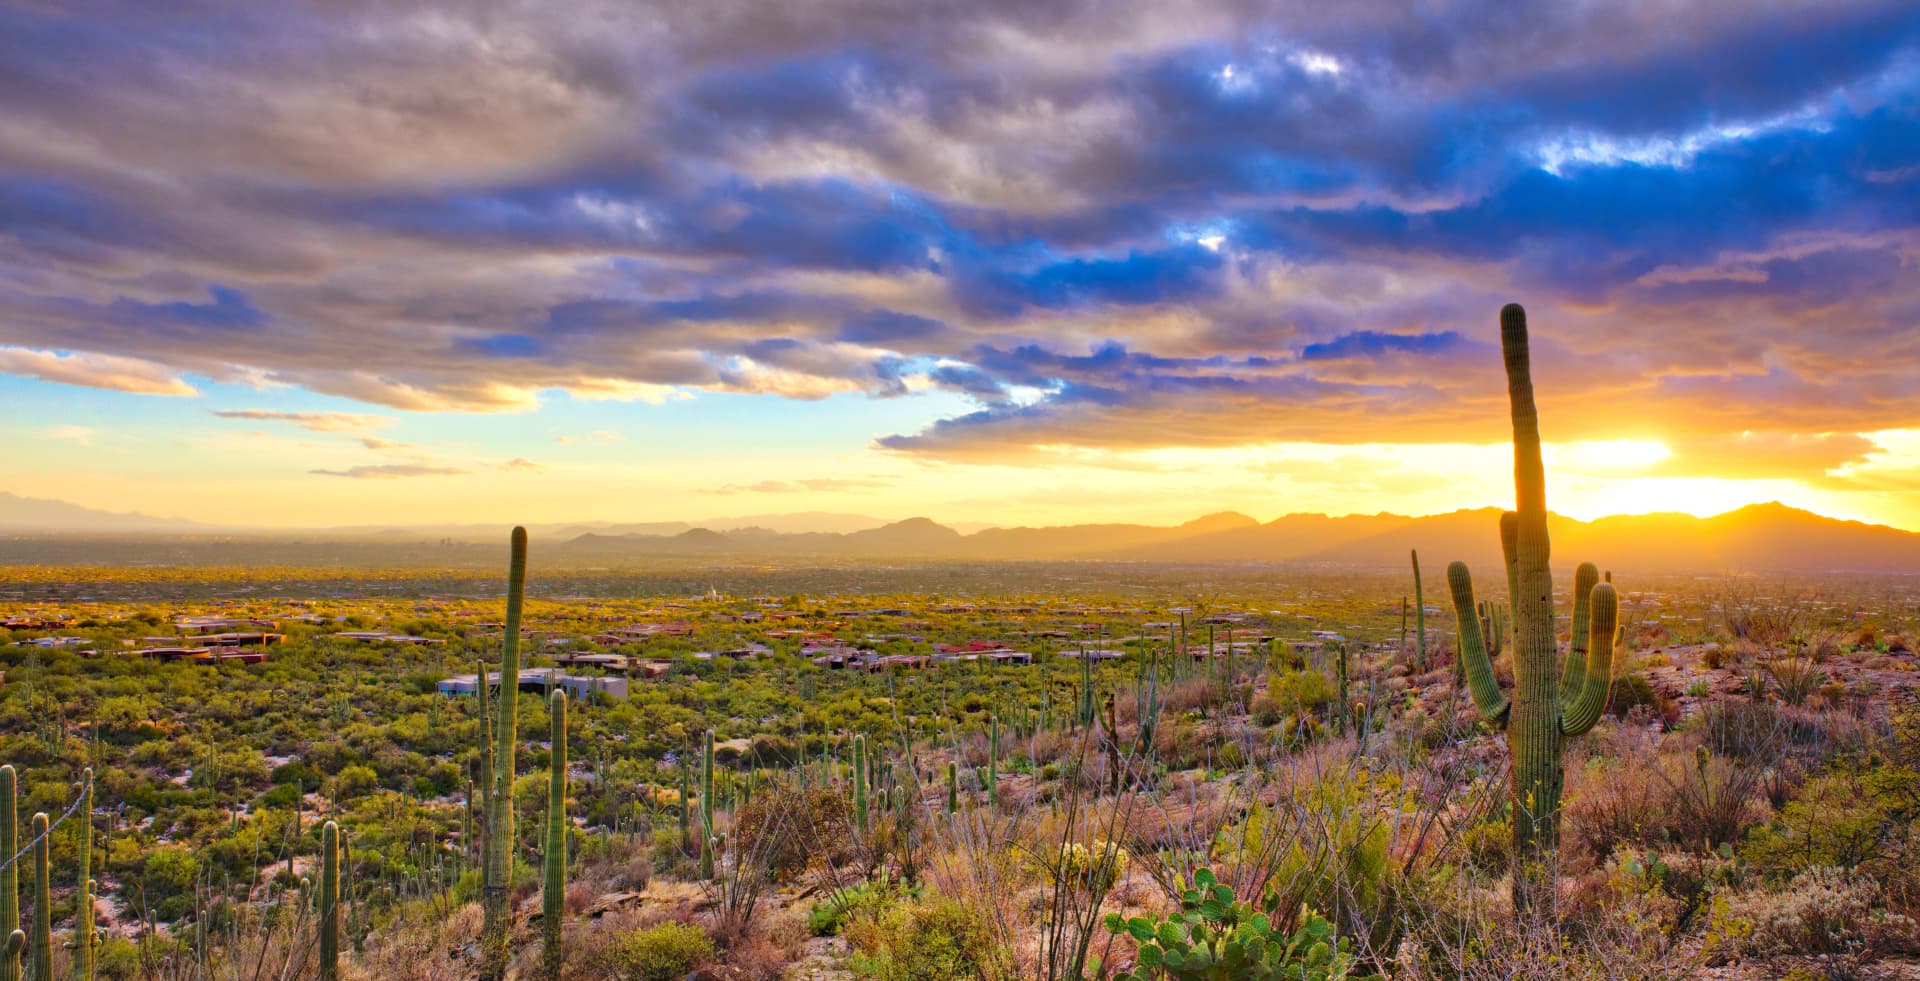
2,1,1919,531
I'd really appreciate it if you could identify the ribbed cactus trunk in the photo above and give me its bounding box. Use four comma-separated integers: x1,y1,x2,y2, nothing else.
699,730,715,880
474,656,492,870
1411,551,1426,666
1446,304,1623,913
543,690,568,981
1503,302,1563,910
946,762,958,814
27,814,48,981
319,821,339,981
678,763,691,852
1335,643,1350,734
482,526,527,980
73,770,93,981
0,766,14,981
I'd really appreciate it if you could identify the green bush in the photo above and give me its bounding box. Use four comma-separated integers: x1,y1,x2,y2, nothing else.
615,921,715,981
848,896,999,981
1106,869,1373,981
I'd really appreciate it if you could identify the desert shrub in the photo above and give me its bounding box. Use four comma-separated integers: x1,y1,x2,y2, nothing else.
1710,867,1919,959
1606,672,1659,719
732,783,853,881
809,881,891,936
1742,769,1914,880
615,920,715,981
1762,656,1825,707
1461,818,1511,876
847,895,1001,981
1267,667,1335,714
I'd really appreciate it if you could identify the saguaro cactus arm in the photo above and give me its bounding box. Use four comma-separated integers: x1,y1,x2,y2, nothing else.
1562,582,1619,736
1560,563,1599,702
1446,562,1511,723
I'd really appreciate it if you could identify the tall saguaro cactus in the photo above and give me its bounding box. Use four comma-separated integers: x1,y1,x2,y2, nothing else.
0,766,15,981
319,821,340,981
482,526,528,979
543,690,568,980
1447,304,1622,909
28,814,48,981
73,769,93,981
699,729,715,881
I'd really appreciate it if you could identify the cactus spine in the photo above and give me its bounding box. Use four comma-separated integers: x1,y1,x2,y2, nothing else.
319,821,339,981
0,766,14,981
1446,304,1622,910
699,729,715,880
543,690,567,980
27,814,47,981
73,770,93,981
481,526,527,979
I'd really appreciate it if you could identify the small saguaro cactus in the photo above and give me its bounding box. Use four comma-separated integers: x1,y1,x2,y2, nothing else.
946,761,958,814
987,716,999,808
319,821,340,981
481,526,528,981
28,814,48,981
1446,304,1623,910
1411,550,1426,665
851,736,869,836
543,690,568,980
699,729,715,880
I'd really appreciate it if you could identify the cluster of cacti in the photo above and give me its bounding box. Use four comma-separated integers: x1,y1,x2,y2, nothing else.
544,690,568,979
1447,304,1623,909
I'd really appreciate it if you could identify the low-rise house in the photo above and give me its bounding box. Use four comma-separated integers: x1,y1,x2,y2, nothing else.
332,631,445,646
437,669,628,701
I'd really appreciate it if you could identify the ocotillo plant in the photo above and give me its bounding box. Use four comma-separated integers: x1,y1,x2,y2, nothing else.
481,526,528,980
543,690,568,980
0,765,14,981
699,729,715,880
1447,303,1622,910
28,814,47,981
319,821,340,981
73,769,93,981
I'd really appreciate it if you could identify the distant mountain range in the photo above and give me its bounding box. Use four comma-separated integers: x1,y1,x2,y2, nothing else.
558,503,1920,573
3,490,1918,573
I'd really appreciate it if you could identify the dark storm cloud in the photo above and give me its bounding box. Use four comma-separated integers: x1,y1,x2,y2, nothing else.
0,0,1914,473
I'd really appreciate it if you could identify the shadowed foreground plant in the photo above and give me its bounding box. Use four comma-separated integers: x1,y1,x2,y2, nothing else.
1107,869,1374,981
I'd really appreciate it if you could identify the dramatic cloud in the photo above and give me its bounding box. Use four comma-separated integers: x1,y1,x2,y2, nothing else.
309,464,469,479
0,347,196,396
0,0,1915,467
211,410,391,433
